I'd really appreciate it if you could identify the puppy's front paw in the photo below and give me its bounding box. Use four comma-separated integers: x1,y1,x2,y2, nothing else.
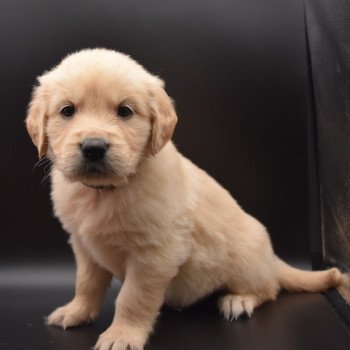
94,326,145,350
47,299,97,329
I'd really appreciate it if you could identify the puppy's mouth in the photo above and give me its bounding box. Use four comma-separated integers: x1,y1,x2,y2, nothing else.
73,159,117,179
83,183,116,190
53,139,133,188
75,160,119,186
63,157,130,189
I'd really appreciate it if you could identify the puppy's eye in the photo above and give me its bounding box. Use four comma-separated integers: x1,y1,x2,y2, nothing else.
117,105,133,119
60,105,75,118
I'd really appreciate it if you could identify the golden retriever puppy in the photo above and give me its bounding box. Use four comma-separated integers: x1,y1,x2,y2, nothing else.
26,48,344,350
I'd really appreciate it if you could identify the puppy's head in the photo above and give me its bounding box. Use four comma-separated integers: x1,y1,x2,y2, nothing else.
26,49,177,188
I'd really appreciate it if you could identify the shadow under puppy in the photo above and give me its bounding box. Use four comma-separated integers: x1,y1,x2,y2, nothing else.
26,48,345,350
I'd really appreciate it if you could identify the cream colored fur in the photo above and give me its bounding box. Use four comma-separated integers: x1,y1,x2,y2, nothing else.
25,48,345,350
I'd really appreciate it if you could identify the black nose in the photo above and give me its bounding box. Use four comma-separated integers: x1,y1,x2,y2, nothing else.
81,138,108,161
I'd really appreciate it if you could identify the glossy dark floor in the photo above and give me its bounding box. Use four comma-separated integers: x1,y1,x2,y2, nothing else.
1,266,350,350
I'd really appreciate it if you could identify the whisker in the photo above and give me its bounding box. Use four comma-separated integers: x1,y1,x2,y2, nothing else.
32,156,51,172
41,168,52,189
43,162,52,174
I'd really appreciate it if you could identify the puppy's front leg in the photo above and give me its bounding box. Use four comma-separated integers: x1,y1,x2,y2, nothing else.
47,235,112,328
95,257,175,350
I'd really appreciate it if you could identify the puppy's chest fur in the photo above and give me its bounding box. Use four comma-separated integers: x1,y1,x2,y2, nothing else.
50,167,194,277
51,171,146,274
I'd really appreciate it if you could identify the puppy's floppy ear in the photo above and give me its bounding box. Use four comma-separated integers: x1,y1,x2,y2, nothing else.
149,80,178,155
25,84,48,159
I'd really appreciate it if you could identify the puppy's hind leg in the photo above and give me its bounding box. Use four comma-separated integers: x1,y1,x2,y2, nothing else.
218,290,276,321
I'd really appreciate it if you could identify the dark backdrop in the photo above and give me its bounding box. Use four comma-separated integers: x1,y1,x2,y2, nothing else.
305,0,350,271
0,0,310,265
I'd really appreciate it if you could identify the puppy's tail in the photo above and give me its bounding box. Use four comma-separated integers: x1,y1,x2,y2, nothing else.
275,257,347,292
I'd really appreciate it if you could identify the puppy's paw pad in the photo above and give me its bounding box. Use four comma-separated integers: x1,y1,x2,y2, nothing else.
242,296,255,317
94,329,144,350
219,295,243,320
47,301,95,329
94,338,143,350
218,294,257,321
47,307,68,326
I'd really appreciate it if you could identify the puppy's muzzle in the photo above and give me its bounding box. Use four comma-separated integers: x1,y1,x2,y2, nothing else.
75,138,116,179
81,138,108,161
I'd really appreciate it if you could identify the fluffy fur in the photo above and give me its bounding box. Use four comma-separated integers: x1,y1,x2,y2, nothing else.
26,48,345,350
